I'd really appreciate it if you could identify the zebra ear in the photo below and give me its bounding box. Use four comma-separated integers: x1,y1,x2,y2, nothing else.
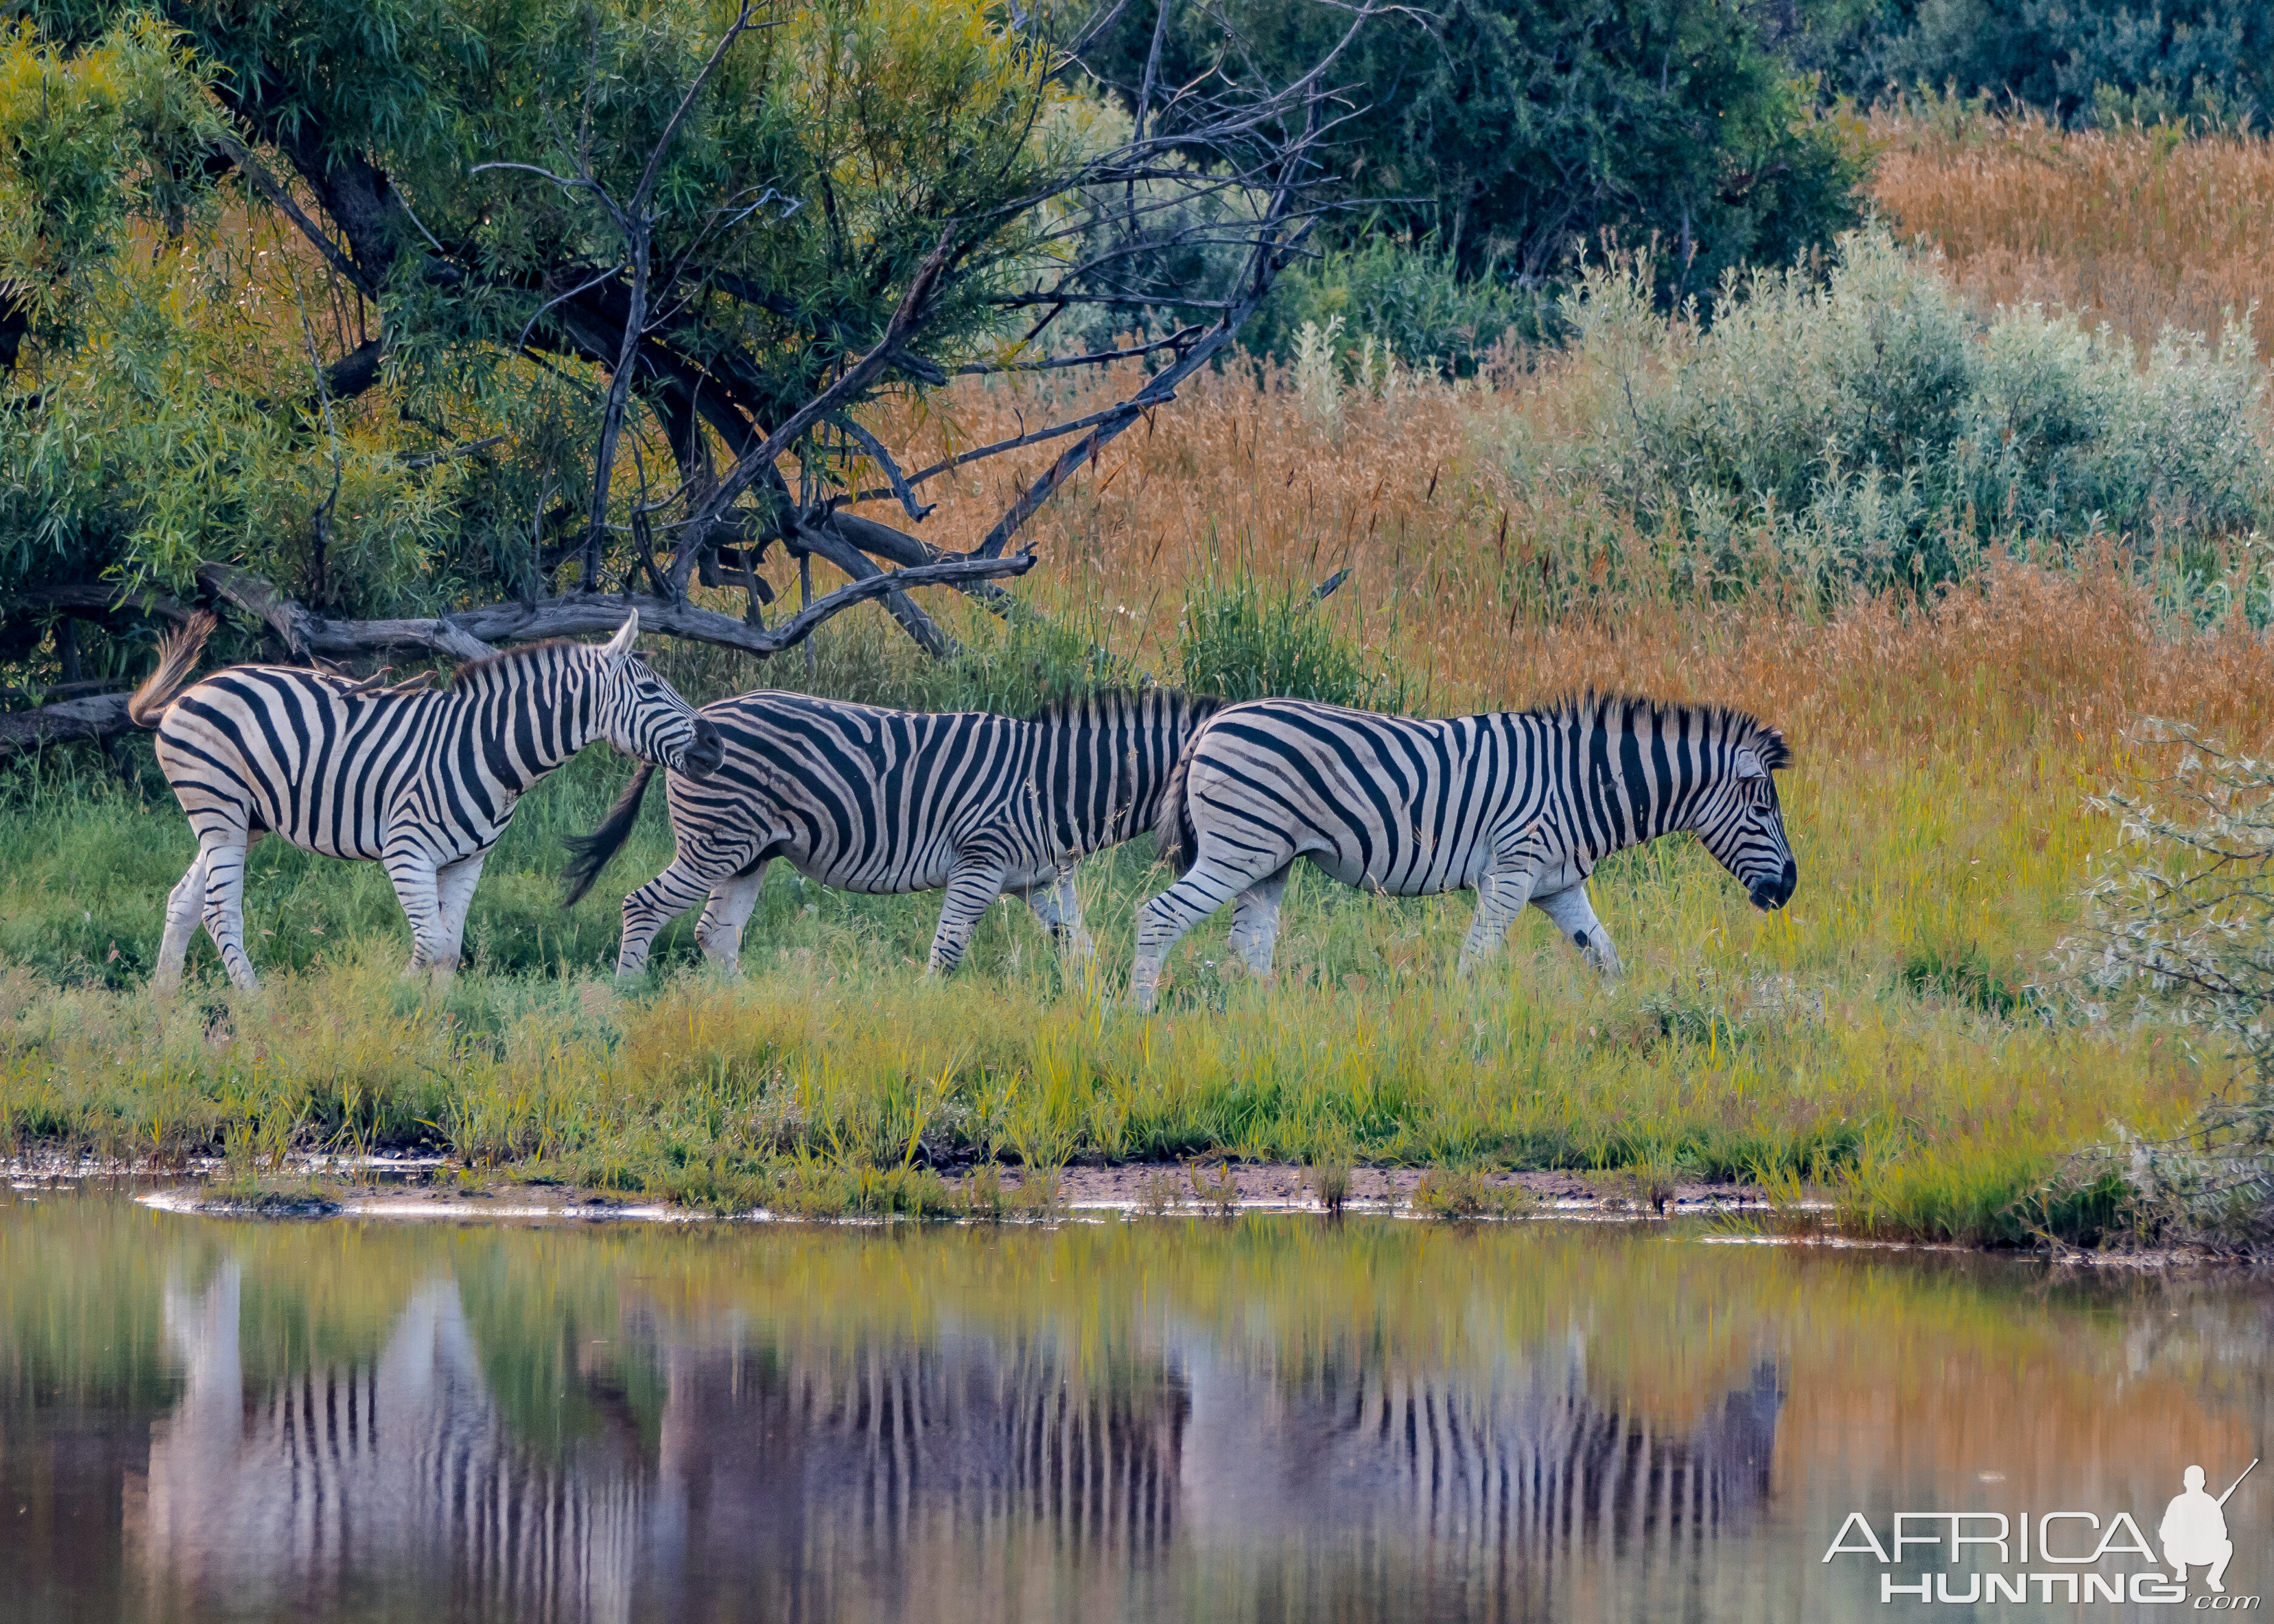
603,611,639,665
1734,747,1767,781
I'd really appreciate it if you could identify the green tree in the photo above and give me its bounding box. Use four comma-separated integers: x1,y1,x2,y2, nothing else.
1082,0,1869,298
0,0,1362,754
1790,0,2274,128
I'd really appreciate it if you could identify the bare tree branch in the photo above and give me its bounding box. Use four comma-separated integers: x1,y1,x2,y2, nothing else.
793,519,959,659
1053,0,1137,73
966,220,1310,559
4,583,199,624
676,227,958,571
0,554,1034,759
852,396,1161,501
208,556,1027,665
825,512,1022,616
0,693,136,756
830,415,934,521
954,325,1202,375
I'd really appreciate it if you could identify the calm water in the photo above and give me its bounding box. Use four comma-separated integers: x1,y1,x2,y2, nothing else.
0,1192,2268,1623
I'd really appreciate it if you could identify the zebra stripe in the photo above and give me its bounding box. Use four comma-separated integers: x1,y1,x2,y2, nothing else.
137,612,721,993
570,688,1221,977
1131,693,1795,1009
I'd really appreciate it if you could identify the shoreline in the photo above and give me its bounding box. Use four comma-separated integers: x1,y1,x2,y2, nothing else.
7,1157,2255,1263
20,1152,1807,1224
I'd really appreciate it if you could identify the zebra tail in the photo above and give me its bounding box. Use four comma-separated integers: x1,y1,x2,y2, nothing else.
1152,749,1199,876
562,762,657,907
126,610,218,728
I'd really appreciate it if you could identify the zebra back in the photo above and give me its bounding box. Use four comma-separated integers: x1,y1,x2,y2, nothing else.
1171,690,1793,899
154,630,709,864
607,687,1218,900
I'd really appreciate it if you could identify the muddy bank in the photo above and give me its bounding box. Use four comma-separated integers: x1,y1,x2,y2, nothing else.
41,1154,1810,1222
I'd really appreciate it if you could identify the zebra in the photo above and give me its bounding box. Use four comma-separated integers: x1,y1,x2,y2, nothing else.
560,688,1223,979
128,609,724,993
1129,693,1796,1010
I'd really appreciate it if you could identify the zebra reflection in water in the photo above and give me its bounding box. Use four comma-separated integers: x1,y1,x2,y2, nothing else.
133,1271,1779,1622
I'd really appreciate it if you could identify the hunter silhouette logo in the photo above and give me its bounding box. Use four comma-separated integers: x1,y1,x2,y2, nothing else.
1822,1458,2261,1607
2163,1461,2253,1595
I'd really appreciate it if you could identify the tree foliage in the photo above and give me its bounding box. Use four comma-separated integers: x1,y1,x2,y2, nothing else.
1791,0,2274,129
1082,0,1869,295
0,0,1355,745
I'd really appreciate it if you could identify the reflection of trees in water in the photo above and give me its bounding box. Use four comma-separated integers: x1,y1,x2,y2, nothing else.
130,1270,1780,1623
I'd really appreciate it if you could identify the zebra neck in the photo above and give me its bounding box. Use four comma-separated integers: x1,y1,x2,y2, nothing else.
1564,718,1687,862
444,659,593,797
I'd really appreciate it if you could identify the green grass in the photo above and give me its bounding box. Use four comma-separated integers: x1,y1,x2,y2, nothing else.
0,658,2212,1248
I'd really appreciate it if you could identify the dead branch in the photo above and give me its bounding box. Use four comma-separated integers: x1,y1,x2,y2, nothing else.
0,693,135,755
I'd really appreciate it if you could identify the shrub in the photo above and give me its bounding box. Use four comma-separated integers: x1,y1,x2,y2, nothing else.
2062,720,2274,1249
908,608,1139,717
1245,238,1548,376
1559,225,2274,593
1175,565,1402,710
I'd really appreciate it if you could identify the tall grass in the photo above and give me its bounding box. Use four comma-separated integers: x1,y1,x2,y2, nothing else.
8,162,2274,1241
3,554,2258,1240
1871,103,2274,359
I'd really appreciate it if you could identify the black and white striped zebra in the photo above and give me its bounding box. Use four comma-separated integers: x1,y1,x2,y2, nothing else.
129,611,723,993
560,689,1222,978
1130,693,1795,1010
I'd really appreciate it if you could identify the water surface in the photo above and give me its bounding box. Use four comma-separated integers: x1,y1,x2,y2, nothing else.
1,1192,2267,1622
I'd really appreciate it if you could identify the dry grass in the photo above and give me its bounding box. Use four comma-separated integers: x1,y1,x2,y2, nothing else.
16,146,2274,1239
1869,108,2274,356
7,356,2267,1239
847,360,2274,755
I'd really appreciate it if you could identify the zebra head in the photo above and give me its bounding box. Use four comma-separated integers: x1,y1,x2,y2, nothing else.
1689,718,1796,911
591,614,724,779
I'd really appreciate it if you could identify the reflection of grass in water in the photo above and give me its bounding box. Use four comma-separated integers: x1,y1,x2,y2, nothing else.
0,1196,187,1413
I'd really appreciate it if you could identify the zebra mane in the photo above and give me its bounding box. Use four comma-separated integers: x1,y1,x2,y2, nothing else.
1021,687,1219,728
1543,691,1793,771
443,638,590,689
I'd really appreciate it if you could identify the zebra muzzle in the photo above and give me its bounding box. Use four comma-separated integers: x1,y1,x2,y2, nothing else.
679,720,726,780
1748,857,1797,911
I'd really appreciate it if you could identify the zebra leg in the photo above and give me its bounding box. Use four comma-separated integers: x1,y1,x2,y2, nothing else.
1532,883,1624,981
1131,851,1270,1012
1018,869,1094,960
1455,867,1538,978
694,858,770,975
153,848,212,996
928,855,1010,974
429,852,491,983
381,850,446,977
619,856,728,980
199,834,263,991
1225,863,1293,979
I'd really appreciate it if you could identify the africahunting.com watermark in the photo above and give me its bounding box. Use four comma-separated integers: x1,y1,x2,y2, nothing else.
1824,1460,2259,1608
